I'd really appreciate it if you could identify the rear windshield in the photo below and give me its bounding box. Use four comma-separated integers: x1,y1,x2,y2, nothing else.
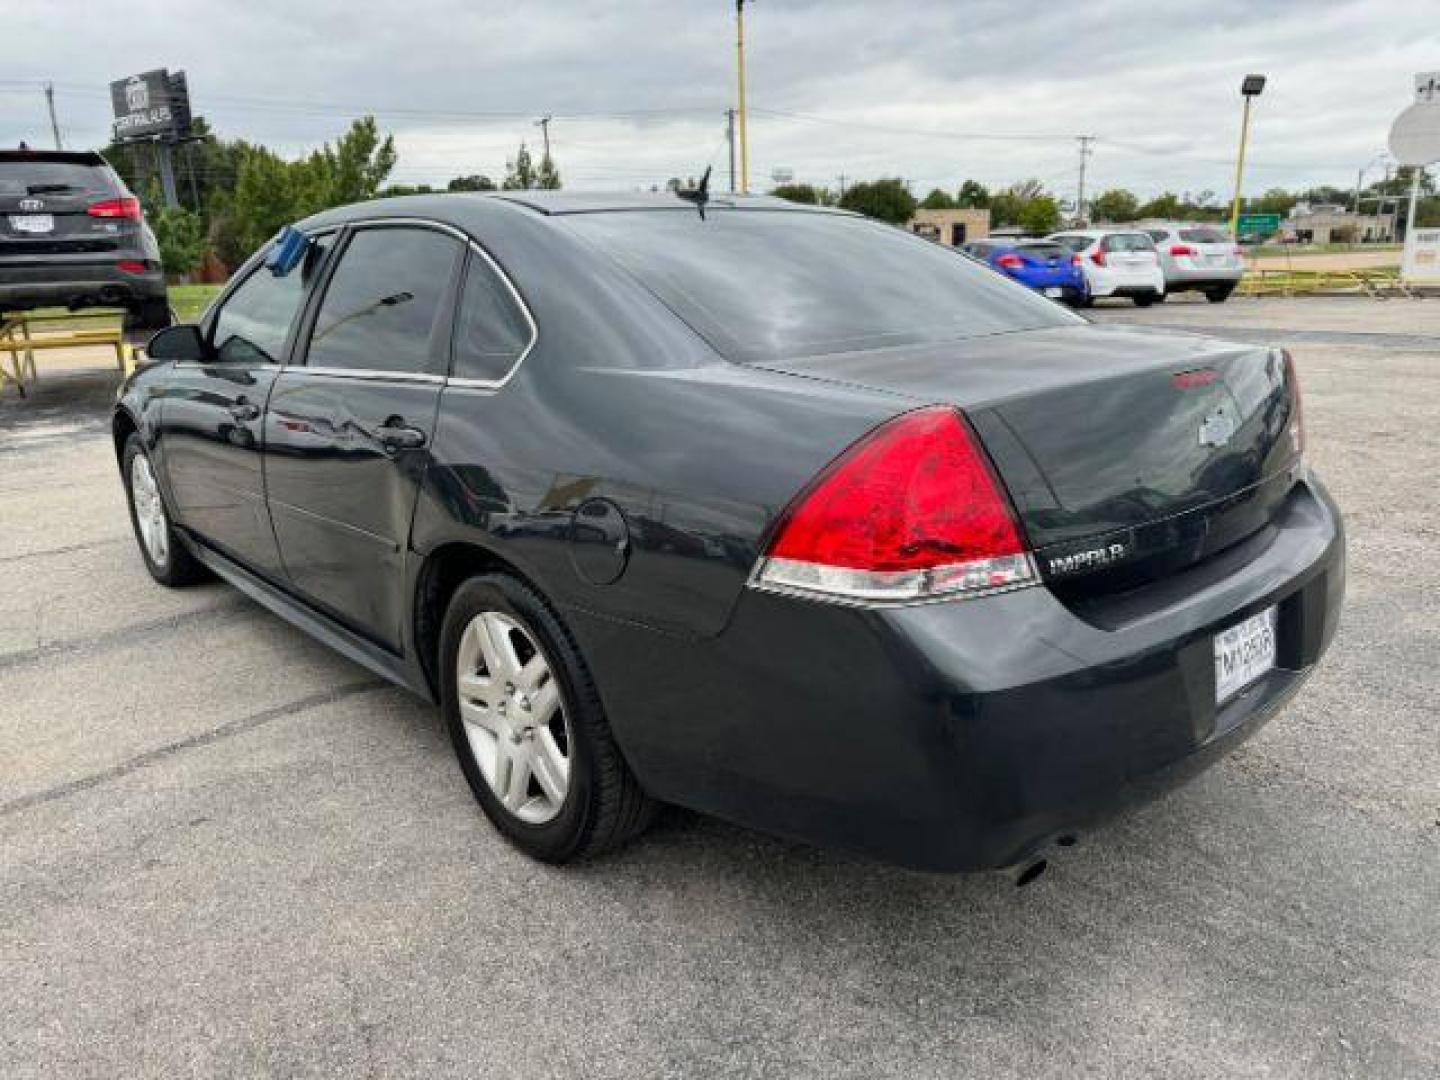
0,161,112,197
562,210,1077,362
1049,235,1093,252
1102,233,1156,252
1016,242,1065,258
1179,227,1229,244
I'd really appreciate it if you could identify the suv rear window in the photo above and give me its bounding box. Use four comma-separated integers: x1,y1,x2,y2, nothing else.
0,162,112,197
563,211,1075,362
1102,233,1156,252
1049,235,1093,252
1179,227,1229,244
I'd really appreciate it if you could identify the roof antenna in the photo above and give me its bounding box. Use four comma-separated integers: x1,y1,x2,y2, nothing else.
677,165,712,220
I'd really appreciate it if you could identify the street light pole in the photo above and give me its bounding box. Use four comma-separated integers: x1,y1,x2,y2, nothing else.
1229,74,1266,239
735,1,750,194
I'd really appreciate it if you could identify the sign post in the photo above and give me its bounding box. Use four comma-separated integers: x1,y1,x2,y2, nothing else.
1388,75,1440,283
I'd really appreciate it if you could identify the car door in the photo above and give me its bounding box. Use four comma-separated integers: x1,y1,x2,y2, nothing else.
158,233,335,579
263,222,464,651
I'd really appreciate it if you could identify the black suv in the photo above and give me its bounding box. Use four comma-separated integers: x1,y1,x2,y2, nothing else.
0,149,169,328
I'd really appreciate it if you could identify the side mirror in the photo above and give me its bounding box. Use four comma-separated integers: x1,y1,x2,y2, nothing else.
145,323,208,362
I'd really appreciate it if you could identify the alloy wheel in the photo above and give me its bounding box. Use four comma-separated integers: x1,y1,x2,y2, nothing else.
130,453,169,566
455,610,572,824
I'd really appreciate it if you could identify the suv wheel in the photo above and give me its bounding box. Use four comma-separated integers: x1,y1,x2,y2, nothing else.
440,572,656,862
122,433,208,586
1205,285,1235,303
1133,292,1157,307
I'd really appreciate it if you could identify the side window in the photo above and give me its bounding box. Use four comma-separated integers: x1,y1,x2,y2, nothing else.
451,250,533,383
211,234,333,365
1145,230,1169,243
304,227,461,375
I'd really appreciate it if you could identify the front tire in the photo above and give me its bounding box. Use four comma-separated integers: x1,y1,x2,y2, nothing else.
122,433,208,587
440,572,656,863
1133,291,1158,307
1205,285,1235,303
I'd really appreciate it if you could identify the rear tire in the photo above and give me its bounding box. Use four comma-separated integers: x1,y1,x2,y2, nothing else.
1133,292,1157,307
1205,285,1235,303
440,572,656,863
121,433,209,587
125,298,173,332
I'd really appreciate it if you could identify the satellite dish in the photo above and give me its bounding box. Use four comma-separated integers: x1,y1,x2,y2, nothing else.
1388,103,1440,166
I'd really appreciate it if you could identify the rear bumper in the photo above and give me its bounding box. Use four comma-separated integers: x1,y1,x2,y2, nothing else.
580,476,1344,872
0,261,165,310
1165,264,1244,290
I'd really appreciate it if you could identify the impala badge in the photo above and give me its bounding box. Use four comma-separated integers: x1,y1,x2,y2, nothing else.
1199,406,1236,448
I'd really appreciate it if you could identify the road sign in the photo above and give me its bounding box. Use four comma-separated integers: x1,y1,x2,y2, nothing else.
1236,212,1281,238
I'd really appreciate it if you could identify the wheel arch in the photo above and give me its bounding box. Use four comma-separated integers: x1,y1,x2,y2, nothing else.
413,540,557,699
112,406,139,465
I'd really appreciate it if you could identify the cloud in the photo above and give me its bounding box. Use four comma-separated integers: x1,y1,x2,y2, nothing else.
1,0,1436,199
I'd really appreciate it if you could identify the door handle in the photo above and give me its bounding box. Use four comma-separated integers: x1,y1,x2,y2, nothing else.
229,400,261,422
378,419,427,451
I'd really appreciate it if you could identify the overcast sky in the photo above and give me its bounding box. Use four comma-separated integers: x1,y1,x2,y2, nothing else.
2,0,1436,203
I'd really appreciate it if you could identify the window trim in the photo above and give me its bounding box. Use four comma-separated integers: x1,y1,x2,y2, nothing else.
445,239,540,392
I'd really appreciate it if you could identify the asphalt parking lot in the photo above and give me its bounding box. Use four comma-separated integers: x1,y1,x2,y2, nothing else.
2,295,1437,1079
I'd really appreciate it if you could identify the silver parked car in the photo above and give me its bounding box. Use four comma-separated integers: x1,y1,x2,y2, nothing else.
1143,224,1244,303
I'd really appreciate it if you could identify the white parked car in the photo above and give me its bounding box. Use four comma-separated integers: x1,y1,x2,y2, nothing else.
1047,229,1166,306
1142,224,1244,302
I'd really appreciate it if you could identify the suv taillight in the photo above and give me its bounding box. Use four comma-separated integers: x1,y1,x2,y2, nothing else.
996,253,1024,269
1169,244,1197,257
751,407,1037,603
1090,249,1107,267
88,197,142,222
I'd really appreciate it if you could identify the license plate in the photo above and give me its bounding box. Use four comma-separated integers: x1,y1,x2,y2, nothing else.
9,214,55,233
1044,287,1064,298
1214,607,1277,703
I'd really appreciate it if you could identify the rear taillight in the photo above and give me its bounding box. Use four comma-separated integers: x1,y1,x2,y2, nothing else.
996,253,1023,270
751,406,1037,603
1169,244,1197,257
1089,249,1107,267
1281,348,1304,458
116,260,148,275
1070,255,1081,267
88,197,142,221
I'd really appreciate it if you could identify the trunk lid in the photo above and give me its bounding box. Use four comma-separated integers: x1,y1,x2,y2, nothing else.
755,324,1302,591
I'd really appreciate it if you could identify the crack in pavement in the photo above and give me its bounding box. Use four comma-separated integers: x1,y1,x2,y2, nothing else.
0,679,387,818
0,598,250,672
4,536,128,563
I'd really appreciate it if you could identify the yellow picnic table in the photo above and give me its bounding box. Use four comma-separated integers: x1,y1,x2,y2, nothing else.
0,310,137,398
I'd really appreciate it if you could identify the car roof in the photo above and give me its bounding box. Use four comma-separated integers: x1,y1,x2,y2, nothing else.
297,190,858,236
0,148,107,167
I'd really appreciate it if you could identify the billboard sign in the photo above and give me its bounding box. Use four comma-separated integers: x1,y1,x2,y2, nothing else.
110,69,191,142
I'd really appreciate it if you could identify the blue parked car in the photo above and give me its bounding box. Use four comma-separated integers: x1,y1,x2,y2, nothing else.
962,238,1088,306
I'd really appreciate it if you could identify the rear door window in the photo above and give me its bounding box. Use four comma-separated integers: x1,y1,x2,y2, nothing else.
210,234,334,365
450,250,534,383
303,227,462,375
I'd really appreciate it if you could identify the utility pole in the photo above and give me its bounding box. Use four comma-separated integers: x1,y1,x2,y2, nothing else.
535,115,552,160
735,1,751,194
1075,135,1094,224
1229,74,1267,239
725,109,737,193
837,173,848,199
42,82,62,150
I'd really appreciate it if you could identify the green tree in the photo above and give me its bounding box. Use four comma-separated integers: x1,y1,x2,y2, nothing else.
1089,188,1139,223
1137,191,1183,219
304,116,397,205
535,152,562,190
837,178,917,225
226,145,301,263
1018,195,1062,236
142,181,207,278
989,179,1051,230
956,179,990,209
448,174,496,192
502,143,561,190
1247,187,1298,217
771,182,822,204
920,187,956,210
